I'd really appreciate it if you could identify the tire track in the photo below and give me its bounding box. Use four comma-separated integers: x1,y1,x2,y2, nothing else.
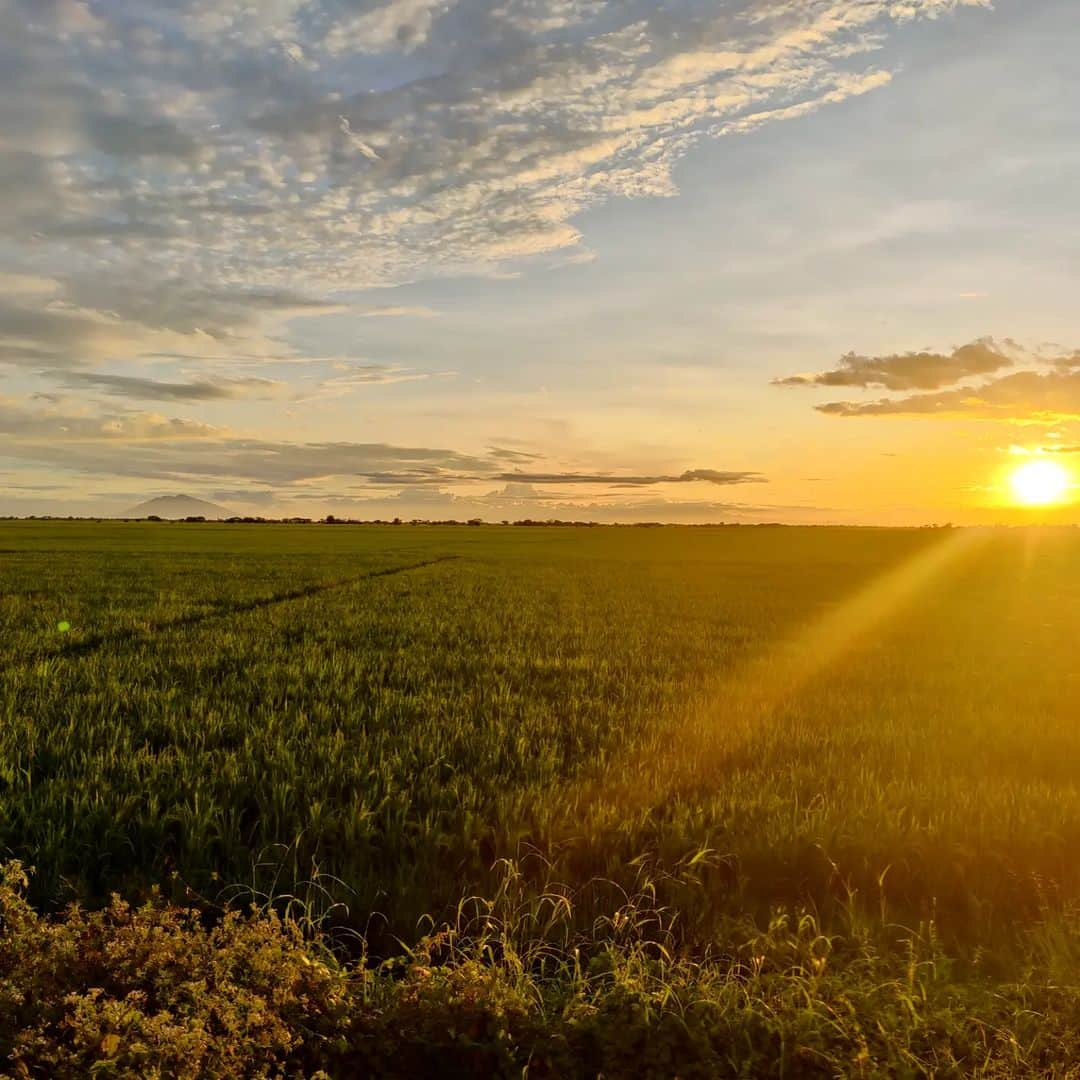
41,555,460,661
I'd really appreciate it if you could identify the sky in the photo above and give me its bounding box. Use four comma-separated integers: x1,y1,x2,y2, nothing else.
0,0,1078,523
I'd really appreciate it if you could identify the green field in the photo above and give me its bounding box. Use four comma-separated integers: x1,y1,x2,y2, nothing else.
4,521,1080,1076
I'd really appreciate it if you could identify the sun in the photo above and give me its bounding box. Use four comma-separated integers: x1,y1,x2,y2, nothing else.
1008,459,1073,507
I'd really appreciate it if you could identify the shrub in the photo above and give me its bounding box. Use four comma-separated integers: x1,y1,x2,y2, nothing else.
5,860,1080,1078
0,862,349,1078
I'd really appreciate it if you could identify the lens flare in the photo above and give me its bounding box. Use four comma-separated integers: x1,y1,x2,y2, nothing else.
1008,459,1072,507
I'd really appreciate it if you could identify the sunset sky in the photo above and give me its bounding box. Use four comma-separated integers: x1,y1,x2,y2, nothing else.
1,0,1078,522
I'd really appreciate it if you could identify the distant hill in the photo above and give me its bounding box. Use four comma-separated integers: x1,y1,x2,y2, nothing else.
124,495,232,520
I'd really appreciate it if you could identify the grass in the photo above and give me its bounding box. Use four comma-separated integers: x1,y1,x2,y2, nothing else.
3,520,1080,1075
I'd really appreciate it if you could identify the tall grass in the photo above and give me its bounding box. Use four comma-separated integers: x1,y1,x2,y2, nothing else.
4,853,1080,1076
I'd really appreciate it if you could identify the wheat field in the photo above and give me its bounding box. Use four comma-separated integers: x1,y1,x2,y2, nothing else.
4,521,1080,1075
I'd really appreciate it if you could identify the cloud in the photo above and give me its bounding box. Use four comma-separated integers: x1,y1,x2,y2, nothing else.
54,282,345,340
491,0,604,34
338,115,382,160
209,488,280,506
12,358,443,411
486,445,541,464
783,336,1080,422
328,362,440,383
175,483,807,525
0,405,493,484
0,295,229,369
0,396,762,499
0,0,989,314
207,289,347,315
323,0,452,55
0,273,61,298
0,0,994,494
85,114,202,160
275,487,812,525
43,370,287,402
775,337,1015,390
0,397,222,441
494,469,763,486
288,362,450,402
816,369,1080,421
0,287,339,372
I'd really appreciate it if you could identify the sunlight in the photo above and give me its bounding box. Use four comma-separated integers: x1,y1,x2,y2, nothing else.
1008,459,1072,507
579,526,987,819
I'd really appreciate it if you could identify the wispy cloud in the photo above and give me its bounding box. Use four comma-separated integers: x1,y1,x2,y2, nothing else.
293,362,449,401
0,396,760,496
358,306,440,319
0,0,987,373
44,370,287,402
495,469,763,487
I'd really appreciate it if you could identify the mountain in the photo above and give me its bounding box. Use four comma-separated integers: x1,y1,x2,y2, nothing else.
124,495,233,520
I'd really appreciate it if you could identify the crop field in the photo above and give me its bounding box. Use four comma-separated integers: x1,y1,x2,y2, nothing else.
5,520,1080,1076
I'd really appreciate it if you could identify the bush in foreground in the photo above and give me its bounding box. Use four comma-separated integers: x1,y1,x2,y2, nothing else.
3,860,1080,1078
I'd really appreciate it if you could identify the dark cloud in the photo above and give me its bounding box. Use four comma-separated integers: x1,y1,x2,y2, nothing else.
485,445,542,464
43,370,285,402
0,434,486,486
209,289,345,313
0,343,62,365
0,396,500,483
0,397,765,497
817,370,1080,420
57,281,343,339
782,336,1080,424
494,469,763,486
47,218,180,240
775,337,1014,391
